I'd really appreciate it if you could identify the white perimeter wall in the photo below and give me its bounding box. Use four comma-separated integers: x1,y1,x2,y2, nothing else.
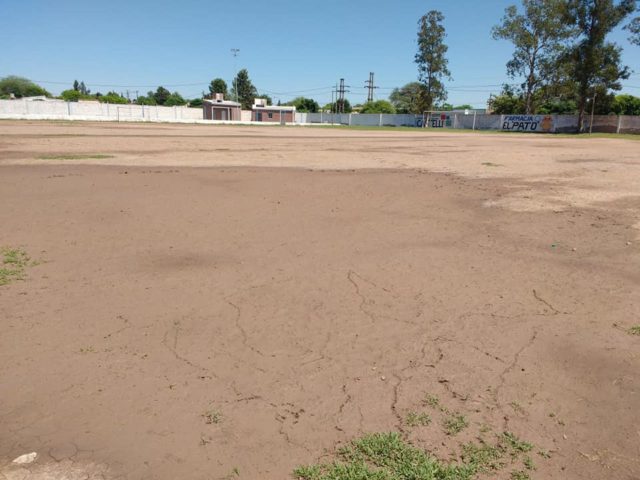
0,99,203,123
1,100,639,133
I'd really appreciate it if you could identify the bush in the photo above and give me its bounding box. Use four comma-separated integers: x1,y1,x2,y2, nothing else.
360,100,396,114
98,91,128,104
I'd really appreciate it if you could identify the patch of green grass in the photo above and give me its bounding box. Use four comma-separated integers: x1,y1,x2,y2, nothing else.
461,441,505,473
294,430,545,480
202,409,222,424
510,470,531,480
38,153,114,160
295,432,475,480
629,325,640,336
0,247,33,286
481,162,502,167
442,413,469,436
405,411,431,427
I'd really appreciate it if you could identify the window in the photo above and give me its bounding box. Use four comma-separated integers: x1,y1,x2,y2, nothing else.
268,113,273,119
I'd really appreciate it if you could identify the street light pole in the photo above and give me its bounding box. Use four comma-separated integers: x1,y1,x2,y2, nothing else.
231,48,240,103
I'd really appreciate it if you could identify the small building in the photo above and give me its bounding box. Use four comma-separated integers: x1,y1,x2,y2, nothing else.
251,98,295,123
203,94,242,121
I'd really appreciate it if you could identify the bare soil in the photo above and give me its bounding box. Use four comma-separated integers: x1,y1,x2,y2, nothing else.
1,121,639,479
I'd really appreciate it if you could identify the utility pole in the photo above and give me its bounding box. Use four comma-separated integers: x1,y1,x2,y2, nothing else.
365,72,378,103
589,91,597,134
231,48,240,103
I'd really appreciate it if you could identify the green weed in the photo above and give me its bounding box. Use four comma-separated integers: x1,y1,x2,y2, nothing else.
202,409,222,425
405,411,431,427
442,413,469,435
422,394,441,409
0,247,32,286
523,456,535,471
461,441,505,473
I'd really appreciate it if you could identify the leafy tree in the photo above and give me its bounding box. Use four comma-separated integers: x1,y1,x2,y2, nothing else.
230,69,258,109
489,88,526,113
415,10,451,112
286,96,320,112
563,0,635,130
536,97,578,113
189,98,204,108
0,76,50,98
60,89,96,102
73,80,80,91
360,100,396,114
389,82,425,113
611,94,640,114
98,91,128,104
209,78,228,97
626,16,640,45
492,0,572,114
153,86,171,106
136,91,157,105
79,81,90,95
164,91,187,106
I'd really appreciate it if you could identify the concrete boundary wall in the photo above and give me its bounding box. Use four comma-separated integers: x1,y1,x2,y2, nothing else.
1,100,639,133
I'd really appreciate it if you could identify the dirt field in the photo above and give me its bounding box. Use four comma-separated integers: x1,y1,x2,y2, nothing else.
1,121,639,480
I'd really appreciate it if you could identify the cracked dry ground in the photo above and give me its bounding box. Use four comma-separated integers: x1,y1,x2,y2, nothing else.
1,164,639,478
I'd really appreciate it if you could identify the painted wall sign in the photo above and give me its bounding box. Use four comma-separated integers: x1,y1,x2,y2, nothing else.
502,115,554,132
429,113,452,128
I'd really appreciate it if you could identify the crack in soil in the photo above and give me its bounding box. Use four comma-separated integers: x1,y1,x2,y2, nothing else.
494,328,540,429
532,289,564,315
224,299,266,357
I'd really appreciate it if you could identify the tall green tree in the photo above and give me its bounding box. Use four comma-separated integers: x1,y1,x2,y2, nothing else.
73,80,80,91
415,10,451,112
153,86,171,105
389,82,426,114
0,76,50,98
209,78,228,97
563,0,635,130
230,69,258,109
492,0,572,114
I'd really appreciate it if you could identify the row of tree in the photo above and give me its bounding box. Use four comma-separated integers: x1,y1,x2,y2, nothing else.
414,0,640,125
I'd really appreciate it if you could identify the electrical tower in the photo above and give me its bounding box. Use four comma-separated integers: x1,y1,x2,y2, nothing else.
365,72,378,103
337,78,350,113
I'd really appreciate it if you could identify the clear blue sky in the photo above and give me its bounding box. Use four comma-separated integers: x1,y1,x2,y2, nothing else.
2,0,639,108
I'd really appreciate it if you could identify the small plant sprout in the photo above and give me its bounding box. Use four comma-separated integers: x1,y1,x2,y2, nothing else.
405,411,431,427
442,413,469,435
202,409,222,424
